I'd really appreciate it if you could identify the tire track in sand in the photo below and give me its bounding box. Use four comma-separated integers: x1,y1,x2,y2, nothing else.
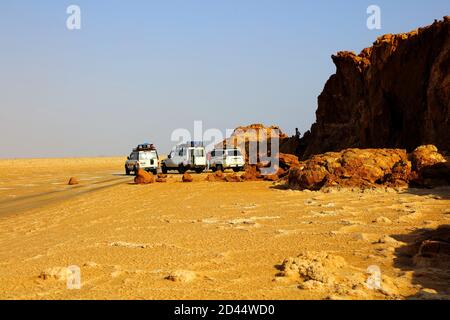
0,176,131,217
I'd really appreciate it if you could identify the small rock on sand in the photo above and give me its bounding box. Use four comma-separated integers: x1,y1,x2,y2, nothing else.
374,235,399,245
225,174,242,182
373,216,393,224
68,177,79,185
39,267,72,281
182,173,193,182
134,169,155,184
165,270,197,283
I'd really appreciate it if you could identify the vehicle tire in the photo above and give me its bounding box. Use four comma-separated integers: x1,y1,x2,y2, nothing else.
125,166,131,175
211,166,217,173
178,165,186,174
216,164,223,172
233,167,241,173
162,165,168,174
195,168,204,174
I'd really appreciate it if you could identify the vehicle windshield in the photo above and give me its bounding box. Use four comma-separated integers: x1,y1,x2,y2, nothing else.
139,151,156,160
227,149,242,156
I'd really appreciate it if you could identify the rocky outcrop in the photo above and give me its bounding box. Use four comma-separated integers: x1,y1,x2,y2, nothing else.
288,148,411,190
299,17,450,159
219,124,288,163
287,145,450,190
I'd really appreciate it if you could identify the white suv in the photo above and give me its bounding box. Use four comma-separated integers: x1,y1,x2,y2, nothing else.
210,148,245,172
161,142,207,174
125,144,159,175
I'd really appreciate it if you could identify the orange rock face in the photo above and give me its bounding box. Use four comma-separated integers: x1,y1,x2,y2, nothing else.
297,17,450,159
134,169,155,185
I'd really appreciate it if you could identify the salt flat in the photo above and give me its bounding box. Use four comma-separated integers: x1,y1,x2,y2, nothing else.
0,157,449,300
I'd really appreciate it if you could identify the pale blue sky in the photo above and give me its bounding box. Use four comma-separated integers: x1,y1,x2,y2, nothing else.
0,0,448,158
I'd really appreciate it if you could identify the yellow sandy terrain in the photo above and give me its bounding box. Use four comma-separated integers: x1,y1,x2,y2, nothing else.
0,157,449,300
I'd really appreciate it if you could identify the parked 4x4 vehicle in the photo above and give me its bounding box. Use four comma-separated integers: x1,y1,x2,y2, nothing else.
209,148,245,172
161,142,206,174
125,144,159,175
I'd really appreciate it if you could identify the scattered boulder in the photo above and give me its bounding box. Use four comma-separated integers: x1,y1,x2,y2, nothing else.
411,145,447,171
156,178,167,183
241,165,262,181
205,171,226,182
157,173,168,179
214,170,225,179
134,169,155,184
409,145,449,187
224,174,242,183
182,173,193,182
68,177,79,185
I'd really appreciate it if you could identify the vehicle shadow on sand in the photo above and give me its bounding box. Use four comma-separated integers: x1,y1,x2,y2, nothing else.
391,224,450,300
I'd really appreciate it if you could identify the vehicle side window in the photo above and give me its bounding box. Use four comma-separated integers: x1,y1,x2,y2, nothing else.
211,151,215,157
194,149,204,157
179,148,184,156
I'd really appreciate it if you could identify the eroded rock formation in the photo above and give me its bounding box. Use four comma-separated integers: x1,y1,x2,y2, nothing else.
299,17,450,159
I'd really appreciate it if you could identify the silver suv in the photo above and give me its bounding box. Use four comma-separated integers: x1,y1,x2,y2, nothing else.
209,148,245,172
125,144,159,175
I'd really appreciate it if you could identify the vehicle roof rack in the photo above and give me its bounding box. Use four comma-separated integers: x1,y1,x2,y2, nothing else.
134,143,156,152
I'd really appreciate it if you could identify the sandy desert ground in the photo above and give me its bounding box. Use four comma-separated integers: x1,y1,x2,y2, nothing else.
0,157,449,300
